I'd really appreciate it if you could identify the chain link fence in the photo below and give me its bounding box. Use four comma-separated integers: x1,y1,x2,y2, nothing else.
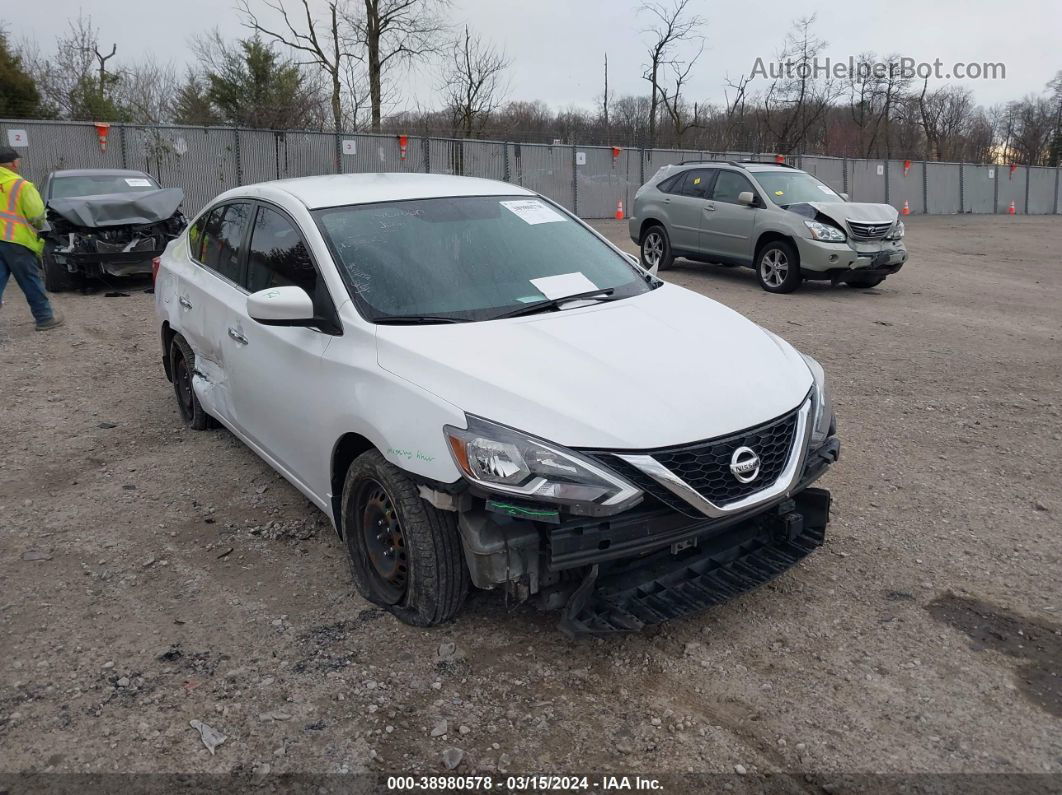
2,119,1060,219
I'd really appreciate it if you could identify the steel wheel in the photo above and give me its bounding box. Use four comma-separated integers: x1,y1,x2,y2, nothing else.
173,351,195,422
642,231,664,268
760,248,788,288
358,479,408,604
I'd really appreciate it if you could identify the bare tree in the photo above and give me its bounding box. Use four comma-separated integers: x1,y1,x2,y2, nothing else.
116,56,179,124
601,52,611,136
657,38,704,147
237,0,358,131
639,0,704,148
762,16,842,153
440,25,509,138
348,0,450,132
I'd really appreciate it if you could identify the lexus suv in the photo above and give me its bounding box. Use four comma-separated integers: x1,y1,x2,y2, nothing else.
630,161,907,292
155,173,839,633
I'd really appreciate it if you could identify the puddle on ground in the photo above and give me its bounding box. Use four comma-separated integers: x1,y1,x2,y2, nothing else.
927,592,1062,718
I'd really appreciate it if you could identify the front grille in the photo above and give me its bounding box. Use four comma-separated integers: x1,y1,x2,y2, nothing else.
586,408,800,516
847,220,890,240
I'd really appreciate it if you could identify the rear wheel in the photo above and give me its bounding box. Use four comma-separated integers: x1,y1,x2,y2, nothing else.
169,335,212,430
640,225,674,271
341,450,469,626
756,241,802,293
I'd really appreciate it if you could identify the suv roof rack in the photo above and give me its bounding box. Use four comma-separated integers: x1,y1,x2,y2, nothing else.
675,159,799,169
735,160,798,169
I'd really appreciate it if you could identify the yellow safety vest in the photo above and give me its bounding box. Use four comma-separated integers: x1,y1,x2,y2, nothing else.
0,166,45,256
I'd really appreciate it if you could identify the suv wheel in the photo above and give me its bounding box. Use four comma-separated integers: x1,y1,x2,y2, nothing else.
756,241,801,293
341,450,469,627
169,335,214,430
640,225,674,271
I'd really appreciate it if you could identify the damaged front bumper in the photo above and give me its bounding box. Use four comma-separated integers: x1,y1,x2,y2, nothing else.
49,232,168,278
454,436,840,634
797,236,907,277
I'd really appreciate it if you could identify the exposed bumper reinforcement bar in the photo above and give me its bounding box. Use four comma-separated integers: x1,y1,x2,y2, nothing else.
558,487,830,635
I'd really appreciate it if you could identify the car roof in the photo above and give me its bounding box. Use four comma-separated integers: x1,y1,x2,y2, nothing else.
240,172,536,210
48,169,154,179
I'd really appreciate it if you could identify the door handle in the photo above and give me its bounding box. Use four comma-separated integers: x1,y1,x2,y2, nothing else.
179,296,193,309
703,203,716,212
227,327,248,345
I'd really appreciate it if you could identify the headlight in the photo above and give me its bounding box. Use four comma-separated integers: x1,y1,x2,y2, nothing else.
444,416,643,517
887,220,905,239
803,219,846,242
800,353,834,447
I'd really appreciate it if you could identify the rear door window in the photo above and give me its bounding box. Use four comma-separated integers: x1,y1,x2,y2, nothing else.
200,202,252,284
679,169,715,199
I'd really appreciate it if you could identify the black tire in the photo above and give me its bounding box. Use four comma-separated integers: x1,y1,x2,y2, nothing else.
341,450,469,627
169,335,212,430
848,274,885,288
640,224,674,271
41,248,77,293
756,240,802,294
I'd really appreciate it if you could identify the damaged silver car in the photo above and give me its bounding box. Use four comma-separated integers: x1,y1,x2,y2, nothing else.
630,161,908,293
41,169,187,291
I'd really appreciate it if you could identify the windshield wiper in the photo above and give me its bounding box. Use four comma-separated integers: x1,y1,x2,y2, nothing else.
491,288,617,320
372,314,467,325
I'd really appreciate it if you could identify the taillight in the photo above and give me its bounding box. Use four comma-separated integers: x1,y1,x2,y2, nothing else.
151,256,161,283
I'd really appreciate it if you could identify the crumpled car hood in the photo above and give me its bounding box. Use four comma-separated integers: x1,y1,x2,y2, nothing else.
799,201,898,226
375,283,813,450
47,188,184,228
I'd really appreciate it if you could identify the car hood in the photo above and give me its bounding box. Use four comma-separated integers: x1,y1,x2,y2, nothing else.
375,283,813,450
802,201,898,226
46,187,184,228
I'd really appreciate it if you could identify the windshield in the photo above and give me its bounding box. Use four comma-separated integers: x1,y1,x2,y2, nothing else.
754,171,843,206
50,174,159,199
314,196,651,322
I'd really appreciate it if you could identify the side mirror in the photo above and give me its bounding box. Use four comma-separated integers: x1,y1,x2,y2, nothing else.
737,191,756,206
247,285,315,326
839,192,849,202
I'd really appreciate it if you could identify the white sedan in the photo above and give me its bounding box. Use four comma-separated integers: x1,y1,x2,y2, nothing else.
154,173,839,633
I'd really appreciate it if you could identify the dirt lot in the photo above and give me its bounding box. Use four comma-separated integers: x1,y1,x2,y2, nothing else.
1,215,1060,785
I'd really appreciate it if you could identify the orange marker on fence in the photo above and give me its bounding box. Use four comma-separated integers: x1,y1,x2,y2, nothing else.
616,200,624,220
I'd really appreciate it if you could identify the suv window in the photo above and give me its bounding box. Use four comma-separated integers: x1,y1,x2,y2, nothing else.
711,171,755,204
678,169,714,199
245,206,317,295
201,202,252,283
658,173,684,194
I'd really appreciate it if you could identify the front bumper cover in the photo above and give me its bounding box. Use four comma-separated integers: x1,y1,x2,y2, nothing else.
558,486,831,635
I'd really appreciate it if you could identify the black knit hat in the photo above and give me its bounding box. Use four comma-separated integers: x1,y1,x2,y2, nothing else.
0,146,19,164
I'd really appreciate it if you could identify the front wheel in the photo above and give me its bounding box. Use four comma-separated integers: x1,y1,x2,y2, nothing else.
341,450,469,627
756,241,802,293
640,225,674,272
41,248,78,293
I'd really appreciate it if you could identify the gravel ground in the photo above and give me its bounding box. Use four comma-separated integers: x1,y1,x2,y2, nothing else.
0,215,1060,784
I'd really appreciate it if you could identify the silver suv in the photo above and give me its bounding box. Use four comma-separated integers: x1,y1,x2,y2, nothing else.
630,161,908,293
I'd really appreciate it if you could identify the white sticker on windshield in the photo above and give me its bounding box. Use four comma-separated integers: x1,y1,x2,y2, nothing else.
125,178,153,187
530,272,599,300
501,199,565,225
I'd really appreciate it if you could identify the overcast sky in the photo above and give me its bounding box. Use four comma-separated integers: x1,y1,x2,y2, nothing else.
14,0,1062,111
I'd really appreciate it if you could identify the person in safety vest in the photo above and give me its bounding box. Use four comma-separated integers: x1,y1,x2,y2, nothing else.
0,146,63,330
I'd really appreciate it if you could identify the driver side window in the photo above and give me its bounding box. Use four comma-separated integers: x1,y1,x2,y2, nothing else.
712,171,755,205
